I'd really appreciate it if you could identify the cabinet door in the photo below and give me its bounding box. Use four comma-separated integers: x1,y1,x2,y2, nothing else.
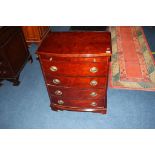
5,28,29,74
22,26,50,43
22,26,40,42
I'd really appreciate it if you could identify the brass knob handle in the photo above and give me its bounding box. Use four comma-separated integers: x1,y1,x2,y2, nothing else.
50,66,58,72
57,100,64,105
90,80,98,86
91,102,97,106
55,90,62,96
90,92,97,97
49,57,52,61
0,61,2,65
53,79,60,84
90,67,98,73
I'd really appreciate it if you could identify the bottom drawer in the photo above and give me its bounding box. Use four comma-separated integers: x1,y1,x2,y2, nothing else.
50,96,106,108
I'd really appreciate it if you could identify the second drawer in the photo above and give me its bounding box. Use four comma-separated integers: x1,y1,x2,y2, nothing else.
45,74,107,88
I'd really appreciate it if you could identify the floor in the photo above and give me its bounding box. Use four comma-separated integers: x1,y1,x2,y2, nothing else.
0,27,155,129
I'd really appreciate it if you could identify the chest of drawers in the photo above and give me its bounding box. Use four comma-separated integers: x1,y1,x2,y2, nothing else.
37,32,111,114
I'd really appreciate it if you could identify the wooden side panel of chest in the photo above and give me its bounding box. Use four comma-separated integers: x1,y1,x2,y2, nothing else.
37,32,111,114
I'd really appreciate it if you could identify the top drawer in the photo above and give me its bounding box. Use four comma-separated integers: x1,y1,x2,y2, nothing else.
40,59,109,77
39,53,110,63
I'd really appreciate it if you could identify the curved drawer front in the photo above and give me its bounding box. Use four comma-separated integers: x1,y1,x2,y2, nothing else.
46,74,107,88
41,60,108,77
50,97,106,108
48,86,106,100
39,54,109,63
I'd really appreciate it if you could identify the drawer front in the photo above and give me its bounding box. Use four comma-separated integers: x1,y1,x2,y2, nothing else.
46,74,107,88
48,86,106,100
39,54,110,63
50,97,106,108
41,60,108,77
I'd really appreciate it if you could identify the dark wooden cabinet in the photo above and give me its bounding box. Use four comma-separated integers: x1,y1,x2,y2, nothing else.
37,32,111,114
22,26,50,45
0,26,32,86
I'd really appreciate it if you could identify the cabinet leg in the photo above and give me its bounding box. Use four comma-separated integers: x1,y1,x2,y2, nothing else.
0,80,3,86
28,55,33,63
50,105,59,111
12,79,20,86
7,77,20,86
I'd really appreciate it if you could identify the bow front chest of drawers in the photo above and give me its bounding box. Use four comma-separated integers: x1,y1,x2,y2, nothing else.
37,32,112,114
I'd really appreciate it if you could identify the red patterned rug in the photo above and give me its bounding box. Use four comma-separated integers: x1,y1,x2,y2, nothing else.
109,26,155,91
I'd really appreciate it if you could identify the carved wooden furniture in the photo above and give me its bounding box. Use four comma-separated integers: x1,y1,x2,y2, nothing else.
0,26,32,86
37,32,112,114
22,26,50,45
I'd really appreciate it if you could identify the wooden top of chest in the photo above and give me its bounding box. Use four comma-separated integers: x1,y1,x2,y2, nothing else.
37,32,112,57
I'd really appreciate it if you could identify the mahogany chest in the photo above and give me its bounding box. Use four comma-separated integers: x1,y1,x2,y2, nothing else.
37,32,111,114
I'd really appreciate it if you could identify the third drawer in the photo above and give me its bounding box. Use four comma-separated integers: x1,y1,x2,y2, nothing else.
48,85,106,100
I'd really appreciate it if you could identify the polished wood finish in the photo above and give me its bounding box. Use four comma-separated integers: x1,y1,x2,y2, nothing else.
48,85,106,99
39,53,110,62
45,74,107,88
38,32,111,57
41,60,109,76
22,26,50,45
50,97,106,108
37,32,111,114
51,104,107,114
0,26,32,86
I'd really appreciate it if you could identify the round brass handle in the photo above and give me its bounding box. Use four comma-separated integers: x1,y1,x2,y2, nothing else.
0,62,2,65
90,67,98,73
91,102,97,106
90,80,98,86
50,66,58,72
53,79,60,84
55,90,62,96
49,57,53,61
57,100,64,105
90,92,97,97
